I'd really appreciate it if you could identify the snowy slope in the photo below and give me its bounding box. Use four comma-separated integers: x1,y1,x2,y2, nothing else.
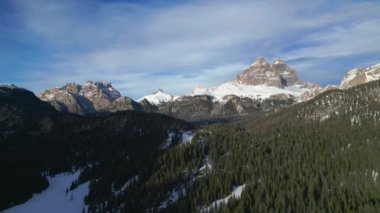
201,184,246,212
5,171,89,213
191,81,311,102
113,175,139,196
0,84,19,89
367,63,380,70
365,63,380,81
340,68,365,88
138,90,179,105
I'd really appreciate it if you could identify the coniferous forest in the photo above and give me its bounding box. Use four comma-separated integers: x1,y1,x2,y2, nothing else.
2,81,380,212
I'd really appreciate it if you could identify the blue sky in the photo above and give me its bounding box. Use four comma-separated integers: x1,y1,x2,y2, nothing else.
1,0,380,99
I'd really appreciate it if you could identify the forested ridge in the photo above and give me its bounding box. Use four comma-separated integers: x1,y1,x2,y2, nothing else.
175,80,380,212
1,80,380,212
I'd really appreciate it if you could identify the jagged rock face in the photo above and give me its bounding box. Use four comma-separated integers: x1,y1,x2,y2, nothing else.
82,81,121,110
139,99,158,112
340,64,380,89
216,95,261,115
268,93,295,101
40,81,122,114
158,95,214,121
103,96,142,112
43,90,89,114
236,57,300,88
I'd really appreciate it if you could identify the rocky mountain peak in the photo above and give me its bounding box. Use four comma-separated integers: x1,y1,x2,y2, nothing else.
62,82,81,94
81,81,121,101
251,56,269,65
39,81,123,114
237,57,300,88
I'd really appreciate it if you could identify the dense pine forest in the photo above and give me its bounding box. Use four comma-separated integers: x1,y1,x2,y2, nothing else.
2,80,380,212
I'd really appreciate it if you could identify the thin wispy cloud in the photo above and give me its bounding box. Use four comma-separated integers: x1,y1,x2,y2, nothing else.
1,0,379,98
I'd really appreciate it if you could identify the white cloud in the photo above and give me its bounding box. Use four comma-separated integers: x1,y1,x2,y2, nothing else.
286,20,380,60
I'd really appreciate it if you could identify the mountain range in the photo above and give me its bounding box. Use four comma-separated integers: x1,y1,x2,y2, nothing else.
2,56,380,211
36,57,380,121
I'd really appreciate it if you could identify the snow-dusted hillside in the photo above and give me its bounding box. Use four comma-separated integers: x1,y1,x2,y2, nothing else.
191,81,313,102
138,90,179,105
0,84,19,89
5,172,89,213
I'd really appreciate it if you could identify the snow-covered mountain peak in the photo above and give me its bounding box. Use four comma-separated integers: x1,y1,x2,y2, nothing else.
138,90,179,105
340,63,380,89
189,58,320,102
81,81,121,101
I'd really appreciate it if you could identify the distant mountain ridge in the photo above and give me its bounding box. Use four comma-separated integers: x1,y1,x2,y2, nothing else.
39,81,140,115
25,58,380,121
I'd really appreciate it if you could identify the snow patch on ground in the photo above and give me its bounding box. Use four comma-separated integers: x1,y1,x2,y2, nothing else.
5,171,89,213
198,137,212,172
158,187,186,209
198,156,212,172
161,131,194,149
181,131,194,145
372,170,378,182
158,135,212,210
320,115,330,122
113,175,139,196
201,184,246,212
161,131,175,149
